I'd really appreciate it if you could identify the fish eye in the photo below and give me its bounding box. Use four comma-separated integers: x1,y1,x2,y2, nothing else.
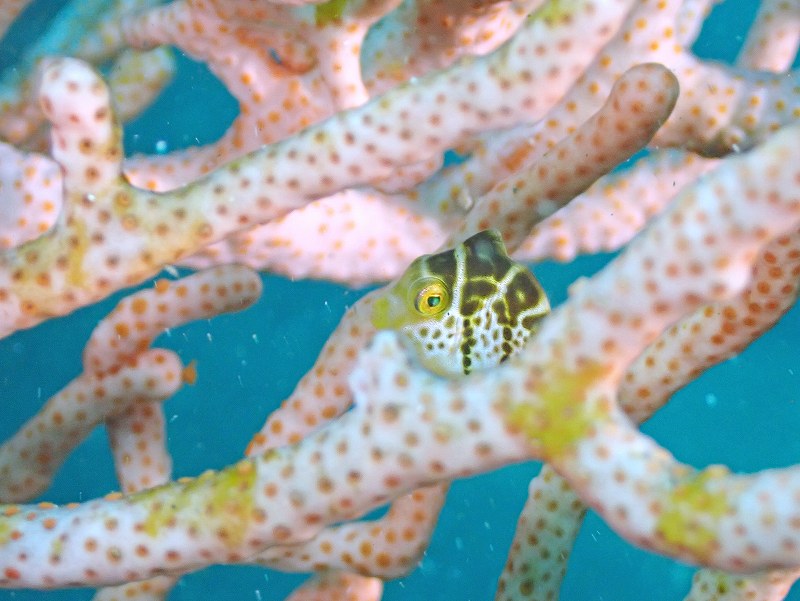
413,280,449,316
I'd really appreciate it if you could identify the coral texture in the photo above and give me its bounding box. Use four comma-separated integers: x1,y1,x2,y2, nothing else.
1,1,800,600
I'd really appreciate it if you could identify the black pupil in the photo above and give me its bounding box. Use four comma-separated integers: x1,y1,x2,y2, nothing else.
427,295,440,308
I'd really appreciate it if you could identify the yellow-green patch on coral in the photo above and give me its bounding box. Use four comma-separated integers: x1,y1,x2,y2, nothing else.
8,219,91,319
0,512,12,546
49,537,63,560
139,458,258,548
529,0,579,25
656,465,732,561
506,359,608,460
713,572,732,594
65,219,90,287
315,0,348,26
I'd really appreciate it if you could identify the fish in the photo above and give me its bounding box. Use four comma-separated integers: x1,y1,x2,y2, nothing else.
372,230,550,377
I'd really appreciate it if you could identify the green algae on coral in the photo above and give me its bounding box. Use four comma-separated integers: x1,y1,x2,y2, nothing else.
656,465,732,561
315,0,348,26
506,359,608,461
0,511,12,546
139,458,258,548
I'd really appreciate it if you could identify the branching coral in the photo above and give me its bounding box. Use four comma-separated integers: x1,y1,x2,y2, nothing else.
1,1,800,600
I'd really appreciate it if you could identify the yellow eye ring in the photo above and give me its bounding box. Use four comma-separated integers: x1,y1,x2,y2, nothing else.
413,280,449,316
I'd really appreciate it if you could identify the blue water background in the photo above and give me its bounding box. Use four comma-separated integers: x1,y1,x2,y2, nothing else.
1,1,799,599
